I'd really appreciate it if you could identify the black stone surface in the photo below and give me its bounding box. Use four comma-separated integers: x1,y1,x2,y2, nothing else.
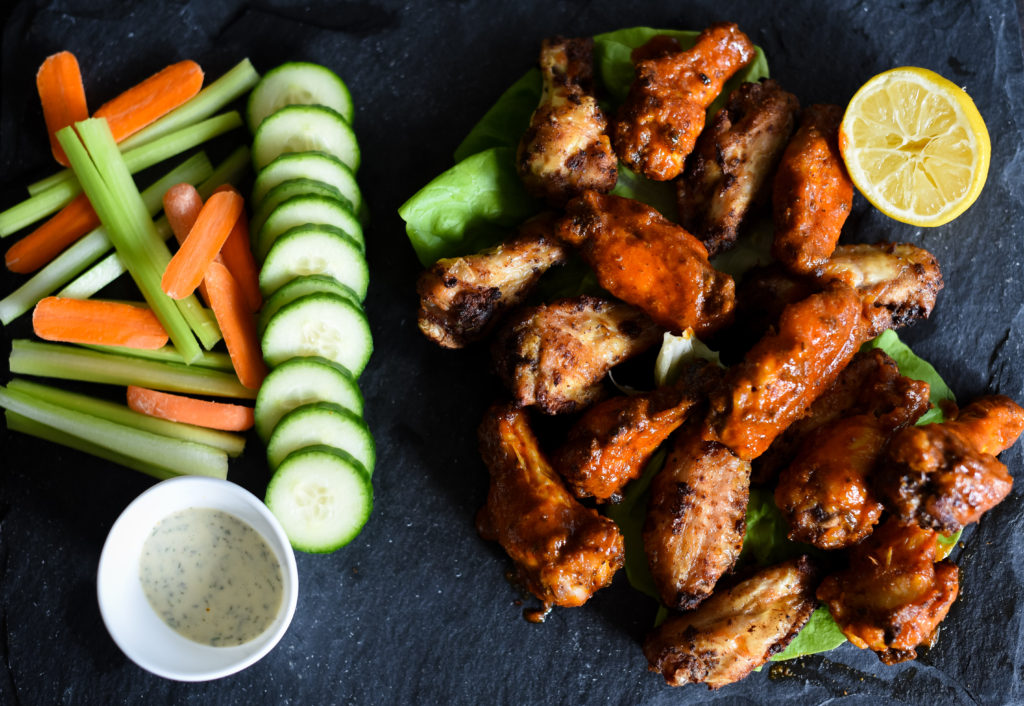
2,1,1023,704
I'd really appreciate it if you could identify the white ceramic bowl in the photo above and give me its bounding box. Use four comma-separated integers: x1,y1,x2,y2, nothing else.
97,476,299,681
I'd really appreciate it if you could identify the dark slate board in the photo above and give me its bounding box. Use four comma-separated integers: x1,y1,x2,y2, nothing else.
2,1,1023,704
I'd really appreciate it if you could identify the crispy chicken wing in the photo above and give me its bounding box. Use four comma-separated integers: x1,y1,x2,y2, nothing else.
516,37,618,205
643,424,751,611
644,556,818,689
417,214,570,348
876,395,1024,532
492,295,662,415
678,79,799,256
614,24,756,181
772,104,854,275
817,518,959,664
476,403,625,611
558,191,736,336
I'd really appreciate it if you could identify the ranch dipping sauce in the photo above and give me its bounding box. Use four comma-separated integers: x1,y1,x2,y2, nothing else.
139,507,285,647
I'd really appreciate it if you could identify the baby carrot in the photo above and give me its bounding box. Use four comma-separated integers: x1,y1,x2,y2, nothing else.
204,260,267,389
126,385,254,431
5,193,99,273
213,184,262,312
162,182,203,244
161,189,243,299
32,296,169,349
36,51,89,166
94,60,204,143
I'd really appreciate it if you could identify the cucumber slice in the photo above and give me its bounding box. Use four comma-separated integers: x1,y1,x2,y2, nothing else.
246,62,354,133
259,225,368,300
256,194,363,261
251,178,353,238
254,356,364,442
261,292,373,376
252,105,360,172
252,151,366,222
258,274,360,335
266,402,375,474
265,444,372,553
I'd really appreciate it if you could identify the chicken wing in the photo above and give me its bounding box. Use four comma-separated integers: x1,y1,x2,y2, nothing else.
817,517,959,664
643,424,751,611
771,104,853,275
876,395,1024,532
678,79,799,256
417,213,570,348
476,403,625,612
516,37,618,205
614,23,756,181
491,294,662,415
644,556,818,689
558,191,736,336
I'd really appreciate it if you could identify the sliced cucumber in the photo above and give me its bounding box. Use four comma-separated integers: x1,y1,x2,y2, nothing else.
251,151,366,222
252,105,360,172
250,178,353,237
259,225,368,299
247,62,354,133
266,402,375,474
261,292,373,376
265,444,372,553
259,274,360,335
256,194,363,261
254,356,364,442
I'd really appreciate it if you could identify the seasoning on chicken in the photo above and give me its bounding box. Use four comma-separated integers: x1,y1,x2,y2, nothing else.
771,104,854,275
817,517,959,664
476,403,625,614
644,556,818,689
491,294,662,415
417,213,570,348
643,423,750,611
678,79,799,256
876,395,1024,532
558,191,736,336
553,362,720,502
516,37,618,206
614,23,756,181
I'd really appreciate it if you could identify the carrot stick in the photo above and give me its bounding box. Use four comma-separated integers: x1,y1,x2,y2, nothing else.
161,189,242,299
204,260,267,389
5,193,99,273
32,296,169,349
214,184,262,312
126,385,254,431
93,60,204,143
162,182,212,303
37,51,89,166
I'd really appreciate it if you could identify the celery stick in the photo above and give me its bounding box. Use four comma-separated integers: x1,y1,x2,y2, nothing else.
10,340,255,399
0,385,228,480
80,344,235,372
7,379,245,457
197,145,252,199
0,179,83,238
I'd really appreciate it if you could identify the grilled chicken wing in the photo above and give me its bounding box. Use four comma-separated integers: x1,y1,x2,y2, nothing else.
417,214,570,348
678,79,799,256
643,424,750,611
492,295,662,415
817,518,959,664
614,24,756,181
476,403,625,611
644,556,818,689
553,362,719,501
516,37,618,205
771,104,854,274
876,395,1024,532
558,191,736,336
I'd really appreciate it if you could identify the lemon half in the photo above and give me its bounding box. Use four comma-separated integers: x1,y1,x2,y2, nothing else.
839,67,990,227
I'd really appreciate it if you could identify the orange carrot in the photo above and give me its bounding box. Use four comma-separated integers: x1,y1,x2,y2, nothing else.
32,297,169,349
204,260,267,389
93,60,204,143
36,51,89,166
5,193,99,273
161,189,243,299
163,182,204,245
214,184,262,312
126,385,254,431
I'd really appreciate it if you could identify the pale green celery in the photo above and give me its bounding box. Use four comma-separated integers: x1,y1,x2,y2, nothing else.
7,379,245,457
81,344,234,372
197,145,252,199
10,340,255,399
0,179,83,238
0,385,228,480
0,153,212,324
